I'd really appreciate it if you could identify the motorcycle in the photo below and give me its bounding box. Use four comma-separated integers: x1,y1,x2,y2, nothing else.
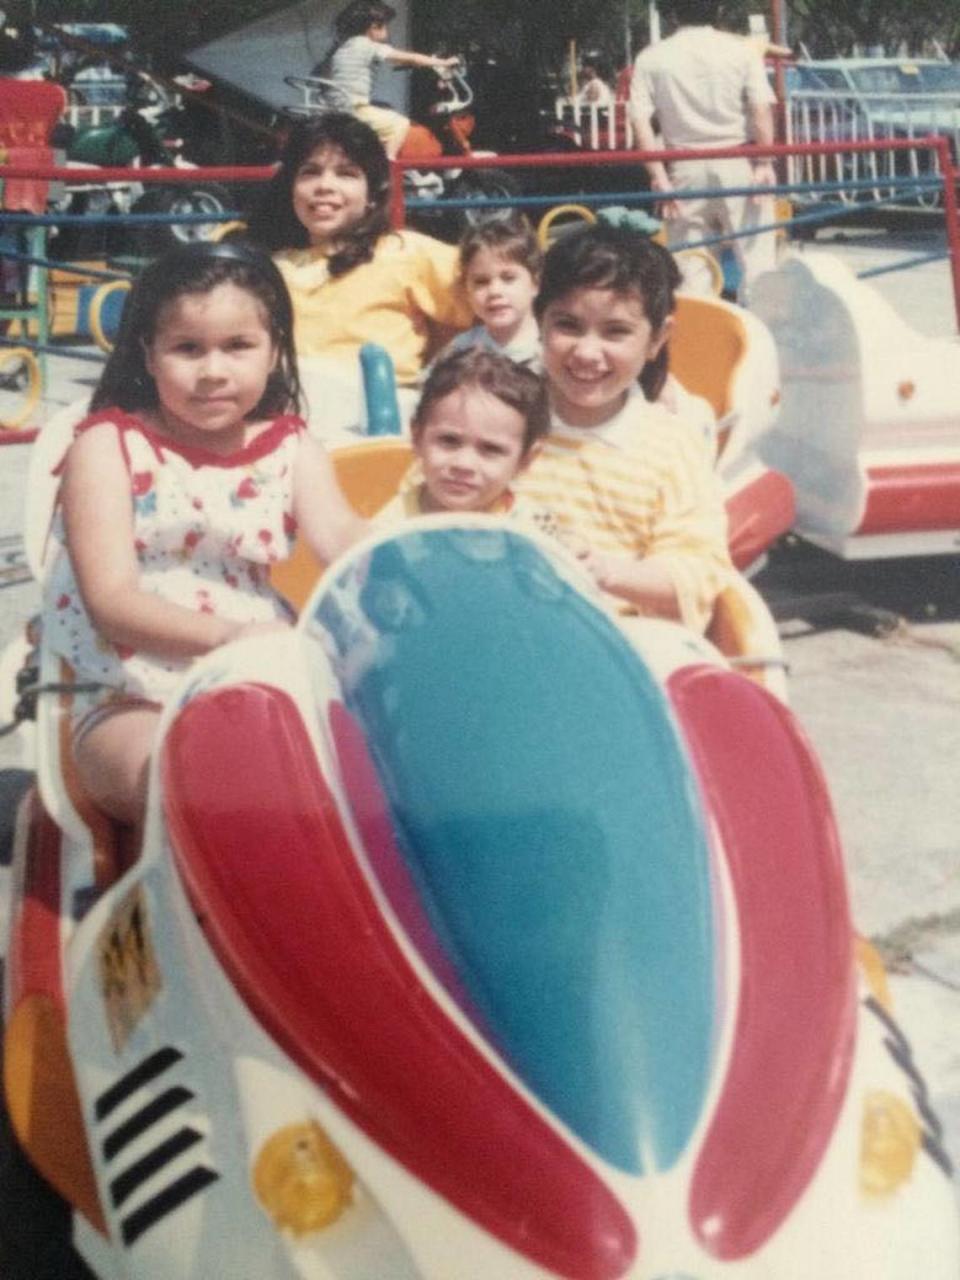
283,59,519,240
50,73,232,259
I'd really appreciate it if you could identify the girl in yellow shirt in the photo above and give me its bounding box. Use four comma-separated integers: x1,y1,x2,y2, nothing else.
247,113,471,430
517,225,732,633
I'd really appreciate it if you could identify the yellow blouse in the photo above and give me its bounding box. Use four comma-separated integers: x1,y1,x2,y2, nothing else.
274,229,472,386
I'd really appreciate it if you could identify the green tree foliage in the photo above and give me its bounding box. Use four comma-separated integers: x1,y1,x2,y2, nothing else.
777,0,960,57
23,0,960,75
415,0,604,71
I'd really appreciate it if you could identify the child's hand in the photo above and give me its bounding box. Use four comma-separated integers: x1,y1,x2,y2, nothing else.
555,532,616,586
575,548,621,592
555,528,591,559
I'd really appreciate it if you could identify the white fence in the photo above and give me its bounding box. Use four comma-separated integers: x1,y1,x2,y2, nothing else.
786,90,960,205
554,89,959,209
64,100,127,129
553,98,634,152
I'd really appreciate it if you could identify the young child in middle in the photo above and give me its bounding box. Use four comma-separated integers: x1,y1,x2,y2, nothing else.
375,345,550,524
516,223,732,634
438,214,543,371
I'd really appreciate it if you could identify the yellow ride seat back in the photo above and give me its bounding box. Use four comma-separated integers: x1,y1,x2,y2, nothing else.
271,438,414,611
671,294,748,427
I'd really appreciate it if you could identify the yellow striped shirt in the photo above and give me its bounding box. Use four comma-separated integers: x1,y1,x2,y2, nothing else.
516,391,731,632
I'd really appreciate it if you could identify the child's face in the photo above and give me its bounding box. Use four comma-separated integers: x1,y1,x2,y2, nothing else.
144,282,277,447
540,285,671,428
414,386,534,513
464,248,538,343
292,144,370,246
368,20,390,41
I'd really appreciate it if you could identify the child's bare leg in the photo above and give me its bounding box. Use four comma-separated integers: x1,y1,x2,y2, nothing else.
73,705,160,831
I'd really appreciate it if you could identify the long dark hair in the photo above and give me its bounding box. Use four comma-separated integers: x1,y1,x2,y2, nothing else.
534,224,680,401
90,242,301,417
247,113,391,277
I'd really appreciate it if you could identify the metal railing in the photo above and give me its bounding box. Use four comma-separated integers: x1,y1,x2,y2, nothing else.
552,89,960,212
387,135,960,326
786,89,960,207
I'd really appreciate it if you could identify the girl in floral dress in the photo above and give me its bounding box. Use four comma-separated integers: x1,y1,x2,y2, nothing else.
43,241,366,838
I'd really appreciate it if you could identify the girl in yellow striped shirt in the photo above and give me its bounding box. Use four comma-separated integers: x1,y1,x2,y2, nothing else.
517,225,731,633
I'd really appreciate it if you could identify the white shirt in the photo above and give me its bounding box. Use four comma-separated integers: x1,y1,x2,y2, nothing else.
328,35,394,104
630,26,770,149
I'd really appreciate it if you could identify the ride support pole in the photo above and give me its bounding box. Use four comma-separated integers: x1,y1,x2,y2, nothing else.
936,137,960,333
389,162,406,230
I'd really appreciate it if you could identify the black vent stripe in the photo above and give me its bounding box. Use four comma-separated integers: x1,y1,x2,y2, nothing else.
120,1166,220,1248
95,1048,185,1122
110,1127,205,1209
102,1087,195,1162
923,1130,955,1178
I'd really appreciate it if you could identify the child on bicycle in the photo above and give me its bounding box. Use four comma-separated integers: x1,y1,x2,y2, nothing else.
318,0,459,158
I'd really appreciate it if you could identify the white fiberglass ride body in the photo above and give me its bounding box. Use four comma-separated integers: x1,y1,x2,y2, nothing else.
2,516,958,1279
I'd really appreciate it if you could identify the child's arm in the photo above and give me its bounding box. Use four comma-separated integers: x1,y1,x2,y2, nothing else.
61,424,272,659
382,48,459,72
574,429,731,631
292,434,370,564
575,548,687,619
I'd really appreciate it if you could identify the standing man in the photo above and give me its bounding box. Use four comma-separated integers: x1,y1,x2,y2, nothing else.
629,0,777,301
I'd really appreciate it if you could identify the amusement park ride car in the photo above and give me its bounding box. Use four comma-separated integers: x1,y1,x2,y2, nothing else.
3,56,960,1270
1,377,958,1277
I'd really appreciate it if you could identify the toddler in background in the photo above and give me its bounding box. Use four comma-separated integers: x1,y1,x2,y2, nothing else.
439,215,542,370
376,346,552,524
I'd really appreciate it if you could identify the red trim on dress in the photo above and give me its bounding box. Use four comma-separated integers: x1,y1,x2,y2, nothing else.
51,411,305,479
71,410,305,470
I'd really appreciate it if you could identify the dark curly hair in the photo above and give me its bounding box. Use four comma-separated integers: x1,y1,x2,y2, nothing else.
534,223,681,401
413,346,549,455
333,0,396,39
458,213,542,282
90,241,301,417
246,113,391,278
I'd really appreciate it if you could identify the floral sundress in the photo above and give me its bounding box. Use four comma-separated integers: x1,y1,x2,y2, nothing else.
43,409,305,703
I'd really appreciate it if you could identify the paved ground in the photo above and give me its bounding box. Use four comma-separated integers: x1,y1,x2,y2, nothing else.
1,221,959,1243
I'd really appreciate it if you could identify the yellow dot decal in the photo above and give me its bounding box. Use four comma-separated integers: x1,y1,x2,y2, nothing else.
253,1121,355,1235
860,1090,921,1197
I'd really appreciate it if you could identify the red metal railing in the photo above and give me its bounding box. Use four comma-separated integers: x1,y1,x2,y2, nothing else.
386,135,960,327
1,133,958,448
3,139,955,320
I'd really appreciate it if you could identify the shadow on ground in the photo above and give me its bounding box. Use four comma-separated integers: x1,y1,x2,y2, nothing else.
756,537,960,636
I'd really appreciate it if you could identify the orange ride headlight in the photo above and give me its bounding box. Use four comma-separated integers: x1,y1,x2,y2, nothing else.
860,1090,921,1197
253,1121,355,1235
